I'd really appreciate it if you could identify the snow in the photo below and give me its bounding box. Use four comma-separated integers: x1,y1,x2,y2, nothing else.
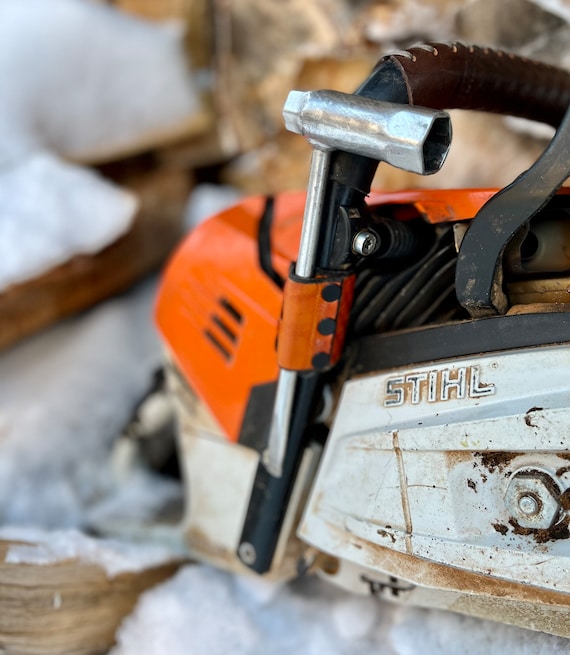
0,152,137,291
111,564,570,655
1,526,180,577
0,0,202,291
0,278,178,528
0,0,201,165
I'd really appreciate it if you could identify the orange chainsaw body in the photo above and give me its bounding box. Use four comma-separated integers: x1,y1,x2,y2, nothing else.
155,188,496,442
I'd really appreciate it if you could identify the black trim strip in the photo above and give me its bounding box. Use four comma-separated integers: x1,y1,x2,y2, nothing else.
238,381,277,452
258,196,285,289
351,312,570,375
238,374,319,574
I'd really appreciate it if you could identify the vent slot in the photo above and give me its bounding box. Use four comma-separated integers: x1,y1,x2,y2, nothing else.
212,315,238,343
203,297,244,361
204,329,232,361
219,297,243,325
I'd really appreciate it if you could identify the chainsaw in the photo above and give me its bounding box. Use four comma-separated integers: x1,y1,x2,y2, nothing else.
154,43,570,636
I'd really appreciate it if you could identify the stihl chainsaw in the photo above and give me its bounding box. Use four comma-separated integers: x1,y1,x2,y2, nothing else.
154,43,570,635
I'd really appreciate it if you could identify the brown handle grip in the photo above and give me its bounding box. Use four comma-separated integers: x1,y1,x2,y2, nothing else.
382,43,570,127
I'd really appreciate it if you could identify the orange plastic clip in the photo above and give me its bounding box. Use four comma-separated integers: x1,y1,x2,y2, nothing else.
277,270,356,372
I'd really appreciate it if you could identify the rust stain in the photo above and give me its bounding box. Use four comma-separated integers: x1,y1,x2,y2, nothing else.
467,479,477,492
524,407,544,428
446,450,474,466
323,518,570,634
492,522,508,536
560,489,570,511
556,465,570,477
377,529,397,544
332,525,570,608
475,451,517,474
508,517,570,544
186,527,230,561
319,555,340,575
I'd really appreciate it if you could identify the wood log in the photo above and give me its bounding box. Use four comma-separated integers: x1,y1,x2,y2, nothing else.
0,162,192,352
0,539,180,655
105,0,192,22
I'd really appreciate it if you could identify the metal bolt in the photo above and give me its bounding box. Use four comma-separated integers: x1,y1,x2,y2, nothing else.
504,468,561,530
238,542,257,565
352,230,379,256
518,494,540,516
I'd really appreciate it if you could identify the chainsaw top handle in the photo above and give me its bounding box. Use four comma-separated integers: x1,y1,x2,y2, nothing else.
310,42,570,316
341,41,570,197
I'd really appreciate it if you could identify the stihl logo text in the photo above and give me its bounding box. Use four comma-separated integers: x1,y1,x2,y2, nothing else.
384,366,495,407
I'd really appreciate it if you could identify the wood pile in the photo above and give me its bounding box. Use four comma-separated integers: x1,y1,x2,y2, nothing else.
0,538,181,655
5,0,568,352
0,161,192,351
135,0,566,194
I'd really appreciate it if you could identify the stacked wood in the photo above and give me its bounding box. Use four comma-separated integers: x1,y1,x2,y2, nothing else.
4,0,568,348
97,0,569,194
93,0,570,195
0,0,210,352
0,538,181,655
0,161,192,352
108,0,192,22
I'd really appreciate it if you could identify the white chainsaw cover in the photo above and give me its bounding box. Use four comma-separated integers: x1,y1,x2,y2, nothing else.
300,345,570,625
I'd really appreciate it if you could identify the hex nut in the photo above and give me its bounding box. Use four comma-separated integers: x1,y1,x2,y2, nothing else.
504,469,561,530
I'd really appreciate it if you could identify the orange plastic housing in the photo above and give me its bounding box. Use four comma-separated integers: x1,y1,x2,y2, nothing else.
155,188,500,442
155,192,306,442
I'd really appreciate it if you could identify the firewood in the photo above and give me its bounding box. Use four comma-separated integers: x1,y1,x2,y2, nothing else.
105,0,192,22
0,163,192,352
0,538,181,655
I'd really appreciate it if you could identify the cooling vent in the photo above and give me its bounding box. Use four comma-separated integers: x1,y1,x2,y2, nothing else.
204,297,243,361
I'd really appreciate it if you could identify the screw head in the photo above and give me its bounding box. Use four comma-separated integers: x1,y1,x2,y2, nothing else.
238,542,257,565
352,230,379,256
518,494,540,516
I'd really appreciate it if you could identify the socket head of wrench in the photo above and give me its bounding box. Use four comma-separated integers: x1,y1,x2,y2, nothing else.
283,89,451,175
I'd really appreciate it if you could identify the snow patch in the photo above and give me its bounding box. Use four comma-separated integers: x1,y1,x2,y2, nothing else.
0,279,164,527
1,526,180,577
0,0,203,290
112,566,261,655
332,595,379,640
0,0,202,165
0,152,137,291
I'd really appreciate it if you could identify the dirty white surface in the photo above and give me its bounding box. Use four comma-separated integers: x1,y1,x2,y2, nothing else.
1,186,570,654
